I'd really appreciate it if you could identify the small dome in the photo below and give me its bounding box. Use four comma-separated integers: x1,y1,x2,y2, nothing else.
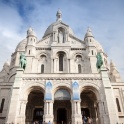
57,9,62,14
4,60,10,66
27,27,36,37
110,60,116,67
43,21,74,37
85,27,93,38
15,39,27,51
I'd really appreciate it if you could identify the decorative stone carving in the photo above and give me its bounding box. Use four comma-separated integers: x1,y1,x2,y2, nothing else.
72,81,80,100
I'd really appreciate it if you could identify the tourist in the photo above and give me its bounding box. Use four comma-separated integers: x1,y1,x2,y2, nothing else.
87,117,93,124
43,121,46,124
83,116,87,124
48,120,52,124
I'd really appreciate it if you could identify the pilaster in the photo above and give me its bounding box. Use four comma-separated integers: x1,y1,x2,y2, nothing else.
5,68,24,124
16,100,28,124
71,100,82,124
100,67,119,124
43,100,54,123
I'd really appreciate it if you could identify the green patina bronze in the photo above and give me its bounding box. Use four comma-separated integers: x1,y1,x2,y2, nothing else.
96,52,103,69
19,53,27,70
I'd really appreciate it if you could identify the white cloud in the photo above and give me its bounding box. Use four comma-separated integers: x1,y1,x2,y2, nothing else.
0,2,25,69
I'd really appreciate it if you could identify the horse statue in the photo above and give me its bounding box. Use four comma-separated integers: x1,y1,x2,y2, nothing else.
19,53,27,70
96,52,103,70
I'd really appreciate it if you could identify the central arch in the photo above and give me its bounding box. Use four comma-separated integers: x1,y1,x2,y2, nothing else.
53,88,72,124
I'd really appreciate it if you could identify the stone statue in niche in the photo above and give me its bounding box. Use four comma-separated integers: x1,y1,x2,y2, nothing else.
75,55,82,63
58,29,64,43
40,55,47,61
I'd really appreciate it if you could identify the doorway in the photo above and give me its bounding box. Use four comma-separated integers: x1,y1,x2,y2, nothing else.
25,90,44,124
81,108,90,117
57,108,67,124
33,108,43,122
54,89,72,124
81,88,100,124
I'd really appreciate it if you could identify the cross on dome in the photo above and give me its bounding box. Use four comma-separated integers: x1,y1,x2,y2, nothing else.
87,27,92,32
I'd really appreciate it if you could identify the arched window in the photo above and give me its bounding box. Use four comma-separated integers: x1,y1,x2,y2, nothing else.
92,50,93,55
0,98,5,113
29,50,30,55
59,54,64,71
116,98,121,112
78,64,81,73
41,64,44,73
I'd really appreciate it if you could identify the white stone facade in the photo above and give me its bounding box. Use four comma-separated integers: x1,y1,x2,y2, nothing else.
0,10,124,124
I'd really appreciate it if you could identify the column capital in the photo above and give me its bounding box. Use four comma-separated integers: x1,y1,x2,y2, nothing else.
20,100,28,104
44,100,54,103
71,100,81,103
96,100,102,103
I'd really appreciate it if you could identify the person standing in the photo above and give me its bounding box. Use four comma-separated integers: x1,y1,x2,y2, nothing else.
43,121,45,124
87,117,93,124
83,116,87,124
48,121,52,124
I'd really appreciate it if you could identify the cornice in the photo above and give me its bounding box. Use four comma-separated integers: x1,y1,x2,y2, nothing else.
22,77,102,81
36,47,51,50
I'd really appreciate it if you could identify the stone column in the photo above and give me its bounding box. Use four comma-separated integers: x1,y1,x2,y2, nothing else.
94,103,99,124
71,100,82,124
53,59,54,73
100,67,119,124
51,59,54,73
55,31,58,42
43,100,54,123
68,59,70,73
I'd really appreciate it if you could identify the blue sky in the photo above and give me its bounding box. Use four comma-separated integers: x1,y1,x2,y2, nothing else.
0,0,124,80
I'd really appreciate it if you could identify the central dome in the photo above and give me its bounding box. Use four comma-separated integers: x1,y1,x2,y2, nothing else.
43,21,74,37
43,9,74,37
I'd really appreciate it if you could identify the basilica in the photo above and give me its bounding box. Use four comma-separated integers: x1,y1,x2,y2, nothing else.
0,10,124,124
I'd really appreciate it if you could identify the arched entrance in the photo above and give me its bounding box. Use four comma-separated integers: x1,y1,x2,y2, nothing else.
54,88,71,124
81,88,100,124
25,89,44,124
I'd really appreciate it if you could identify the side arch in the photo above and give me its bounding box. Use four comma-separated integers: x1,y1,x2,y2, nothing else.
20,82,45,101
79,82,101,101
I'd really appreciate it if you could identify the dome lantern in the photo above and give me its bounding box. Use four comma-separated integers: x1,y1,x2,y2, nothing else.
84,27,94,39
56,9,62,22
27,27,36,37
